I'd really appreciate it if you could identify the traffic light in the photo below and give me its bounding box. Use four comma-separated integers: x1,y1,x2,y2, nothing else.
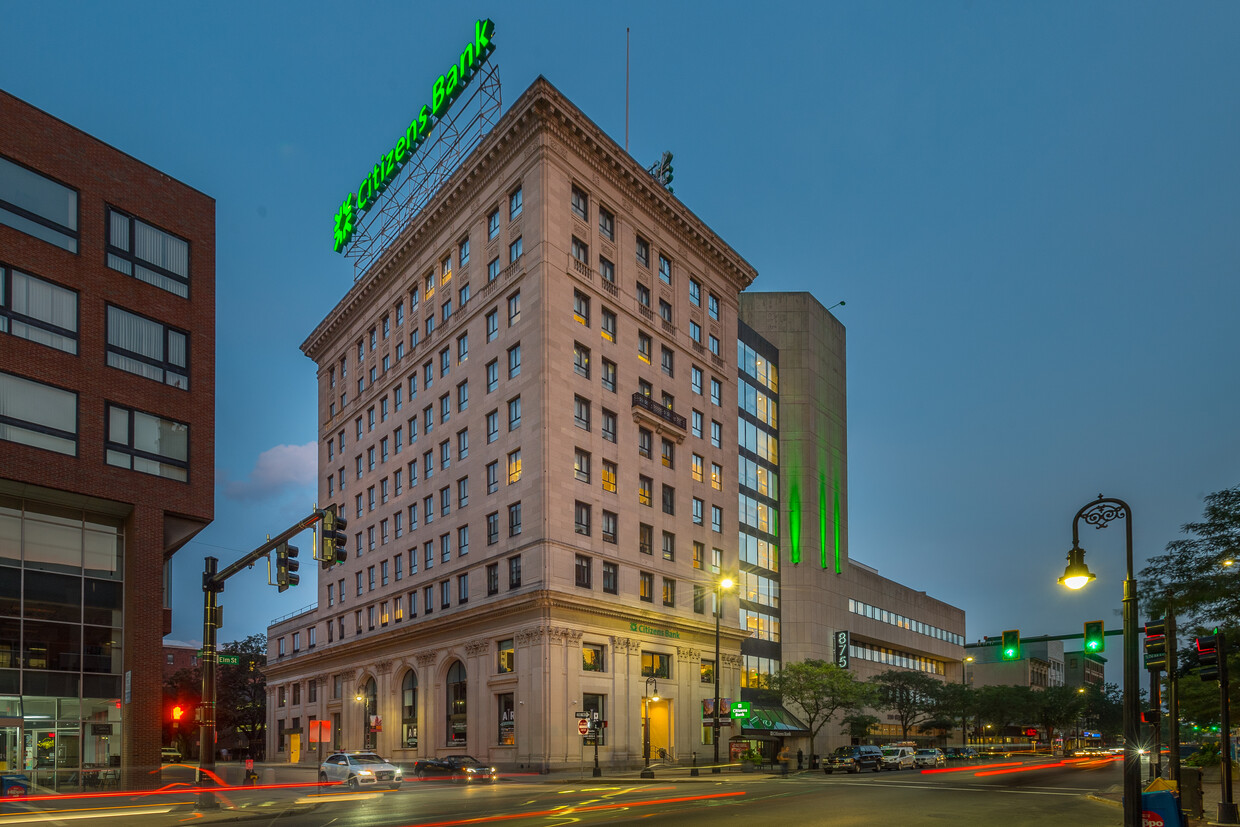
275,542,300,592
172,704,185,723
1197,634,1220,681
1140,709,1161,725
1001,629,1020,660
1084,620,1105,653
1144,619,1167,671
320,508,348,569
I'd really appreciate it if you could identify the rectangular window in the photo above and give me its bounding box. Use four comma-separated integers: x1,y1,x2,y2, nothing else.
692,454,704,482
690,320,701,343
602,460,617,493
457,428,469,460
457,380,468,412
694,584,706,614
508,502,522,536
638,475,652,507
711,463,723,491
458,572,469,604
602,561,618,593
636,236,650,268
509,236,523,263
571,185,588,220
642,651,671,679
575,554,592,587
487,563,499,595
0,156,79,252
509,555,522,588
599,206,614,240
486,359,498,392
711,420,722,448
689,278,701,306
693,498,704,525
486,410,498,443
509,187,523,220
709,334,720,356
659,299,673,323
486,309,499,341
488,256,500,281
658,255,672,285
574,501,591,536
599,256,615,284
574,395,591,430
661,438,675,469
639,572,654,603
458,524,469,555
639,523,653,556
601,409,616,443
508,396,522,430
637,283,650,308
583,643,605,672
662,530,676,561
712,505,723,533
486,460,498,493
601,308,616,342
507,344,521,378
662,577,676,606
457,333,469,363
487,208,499,239
105,304,189,387
106,206,190,297
459,236,470,266
573,342,590,377
661,484,675,515
2,267,79,354
507,449,522,484
440,580,450,609
105,403,188,480
638,427,652,458
574,448,590,483
498,638,515,673
601,359,616,392
572,288,590,325
487,512,499,544
508,291,521,325
637,332,651,364
660,345,674,377
602,510,617,545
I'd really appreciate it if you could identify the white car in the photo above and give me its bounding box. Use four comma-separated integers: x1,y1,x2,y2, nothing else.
880,747,916,770
914,748,945,768
319,751,403,790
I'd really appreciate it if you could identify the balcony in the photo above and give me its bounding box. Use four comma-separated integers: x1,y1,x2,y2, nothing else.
630,392,687,444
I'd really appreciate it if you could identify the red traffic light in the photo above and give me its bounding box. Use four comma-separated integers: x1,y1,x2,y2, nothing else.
172,705,185,721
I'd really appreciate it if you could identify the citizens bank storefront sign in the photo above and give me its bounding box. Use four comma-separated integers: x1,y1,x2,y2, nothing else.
630,622,681,640
332,18,497,253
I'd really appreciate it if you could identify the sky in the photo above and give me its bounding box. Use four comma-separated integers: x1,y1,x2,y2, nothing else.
5,2,1237,681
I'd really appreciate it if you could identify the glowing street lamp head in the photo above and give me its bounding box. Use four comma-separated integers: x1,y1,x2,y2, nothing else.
1059,545,1095,590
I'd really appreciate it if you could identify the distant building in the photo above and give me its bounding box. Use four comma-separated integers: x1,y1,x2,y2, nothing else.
966,639,1066,690
162,645,200,684
1063,651,1106,688
0,90,215,788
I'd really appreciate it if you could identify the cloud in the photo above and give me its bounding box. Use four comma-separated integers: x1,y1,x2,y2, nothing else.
222,442,317,501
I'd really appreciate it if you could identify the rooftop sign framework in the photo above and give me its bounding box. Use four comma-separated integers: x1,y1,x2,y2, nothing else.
332,18,497,254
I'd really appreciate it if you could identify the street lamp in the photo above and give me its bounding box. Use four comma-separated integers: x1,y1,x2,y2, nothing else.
713,576,734,774
641,677,659,779
961,656,973,747
1058,496,1139,827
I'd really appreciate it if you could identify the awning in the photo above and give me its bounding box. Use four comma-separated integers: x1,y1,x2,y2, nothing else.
739,704,810,736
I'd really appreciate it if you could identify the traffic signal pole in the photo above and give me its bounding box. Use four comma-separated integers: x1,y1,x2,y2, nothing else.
197,510,324,810
1218,632,1236,824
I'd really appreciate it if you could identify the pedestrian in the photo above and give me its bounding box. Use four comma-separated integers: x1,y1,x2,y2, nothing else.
797,748,804,769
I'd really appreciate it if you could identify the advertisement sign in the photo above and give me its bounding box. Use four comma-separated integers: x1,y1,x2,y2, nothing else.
369,714,383,733
701,698,732,719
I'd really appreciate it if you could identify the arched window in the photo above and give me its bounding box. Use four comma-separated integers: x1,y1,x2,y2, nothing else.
446,660,467,744
402,670,418,748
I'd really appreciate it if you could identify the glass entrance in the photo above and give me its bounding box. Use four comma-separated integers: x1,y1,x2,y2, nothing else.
0,726,18,773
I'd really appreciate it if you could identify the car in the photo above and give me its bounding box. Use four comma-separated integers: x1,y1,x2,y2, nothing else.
880,747,916,771
319,751,403,790
944,747,977,760
823,745,883,774
914,748,946,768
411,755,496,782
161,747,182,763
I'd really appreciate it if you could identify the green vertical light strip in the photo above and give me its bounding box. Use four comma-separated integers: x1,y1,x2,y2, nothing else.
818,474,828,570
789,481,802,565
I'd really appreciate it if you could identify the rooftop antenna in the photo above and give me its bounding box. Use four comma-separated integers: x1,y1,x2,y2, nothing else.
625,27,630,152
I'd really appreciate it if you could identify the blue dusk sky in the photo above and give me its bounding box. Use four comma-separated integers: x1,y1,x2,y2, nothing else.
4,2,1237,677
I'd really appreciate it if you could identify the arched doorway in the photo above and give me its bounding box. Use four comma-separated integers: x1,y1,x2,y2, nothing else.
401,670,418,750
357,677,377,750
446,661,467,745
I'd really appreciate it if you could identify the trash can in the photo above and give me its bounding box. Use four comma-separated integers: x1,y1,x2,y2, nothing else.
1179,767,1203,819
1,774,29,797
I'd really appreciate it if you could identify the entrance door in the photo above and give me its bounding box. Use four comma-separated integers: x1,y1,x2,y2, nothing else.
649,700,672,762
0,726,18,773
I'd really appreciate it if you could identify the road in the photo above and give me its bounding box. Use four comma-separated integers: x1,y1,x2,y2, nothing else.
0,757,1124,827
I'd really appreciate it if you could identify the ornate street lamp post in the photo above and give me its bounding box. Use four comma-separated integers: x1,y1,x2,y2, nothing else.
641,677,659,779
713,576,734,774
1058,496,1139,827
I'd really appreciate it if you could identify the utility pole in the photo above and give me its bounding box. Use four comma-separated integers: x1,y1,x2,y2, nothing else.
197,509,326,810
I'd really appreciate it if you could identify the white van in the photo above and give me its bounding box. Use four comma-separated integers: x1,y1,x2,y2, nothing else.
880,746,916,770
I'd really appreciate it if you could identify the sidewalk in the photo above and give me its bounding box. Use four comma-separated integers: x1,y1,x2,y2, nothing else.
1089,766,1236,826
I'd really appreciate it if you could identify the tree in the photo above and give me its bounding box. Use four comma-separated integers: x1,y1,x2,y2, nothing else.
1032,685,1086,744
840,713,881,741
770,660,874,748
974,685,1036,738
217,634,267,757
870,670,944,739
1080,682,1124,741
1139,486,1240,628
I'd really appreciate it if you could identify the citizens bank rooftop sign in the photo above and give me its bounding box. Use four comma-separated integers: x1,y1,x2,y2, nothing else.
332,19,497,253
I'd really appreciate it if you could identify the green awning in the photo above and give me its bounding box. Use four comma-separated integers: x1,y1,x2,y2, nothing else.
740,704,809,736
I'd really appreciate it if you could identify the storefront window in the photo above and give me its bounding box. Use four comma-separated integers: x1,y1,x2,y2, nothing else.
446,661,467,744
401,671,418,748
497,693,514,745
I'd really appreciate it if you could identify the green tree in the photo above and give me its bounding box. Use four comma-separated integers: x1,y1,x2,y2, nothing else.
974,685,1036,738
870,670,944,739
1032,685,1086,743
770,660,875,747
1139,486,1240,628
218,634,267,756
1080,682,1124,741
840,713,881,741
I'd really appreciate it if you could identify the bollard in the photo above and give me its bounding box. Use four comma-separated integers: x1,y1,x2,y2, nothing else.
690,751,699,777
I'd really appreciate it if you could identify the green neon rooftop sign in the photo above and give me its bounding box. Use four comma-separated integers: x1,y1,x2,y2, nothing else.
332,18,497,253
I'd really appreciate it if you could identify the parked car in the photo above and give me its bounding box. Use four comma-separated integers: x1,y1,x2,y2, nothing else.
411,755,496,782
914,748,946,768
880,746,916,770
319,751,403,790
161,747,182,764
823,745,883,774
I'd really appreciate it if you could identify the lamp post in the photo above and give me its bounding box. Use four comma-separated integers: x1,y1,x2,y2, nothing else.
1058,495,1139,827
713,576,734,774
641,677,658,779
961,656,973,748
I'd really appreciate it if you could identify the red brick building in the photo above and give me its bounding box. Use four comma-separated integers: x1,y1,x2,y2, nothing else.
0,89,214,789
